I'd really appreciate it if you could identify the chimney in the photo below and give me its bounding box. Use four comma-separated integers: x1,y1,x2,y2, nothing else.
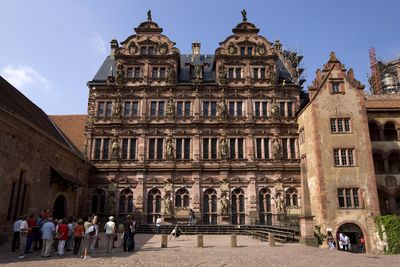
191,42,201,61
110,39,119,57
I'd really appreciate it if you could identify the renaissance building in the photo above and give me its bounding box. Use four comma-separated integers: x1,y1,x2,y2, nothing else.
84,11,304,226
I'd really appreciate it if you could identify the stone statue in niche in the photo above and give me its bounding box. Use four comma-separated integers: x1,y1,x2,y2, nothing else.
217,98,227,120
220,193,229,215
165,137,174,160
163,192,172,215
116,64,125,84
128,42,138,54
269,67,277,85
111,136,120,160
272,134,282,159
219,137,229,160
167,66,176,84
275,194,285,214
166,97,175,118
112,96,122,118
270,97,280,120
218,64,227,84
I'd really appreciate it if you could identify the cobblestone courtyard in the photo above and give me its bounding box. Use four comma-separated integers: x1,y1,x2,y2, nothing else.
1,234,400,267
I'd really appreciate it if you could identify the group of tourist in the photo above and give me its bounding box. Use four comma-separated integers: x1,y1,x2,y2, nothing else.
326,231,365,253
12,211,138,259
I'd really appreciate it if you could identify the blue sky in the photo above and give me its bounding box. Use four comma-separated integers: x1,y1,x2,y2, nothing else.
1,0,399,114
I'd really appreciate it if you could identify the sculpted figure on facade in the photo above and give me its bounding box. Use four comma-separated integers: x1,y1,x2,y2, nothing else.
275,194,285,214
218,64,227,84
218,98,227,120
165,137,174,160
220,193,229,215
116,64,125,84
166,97,175,118
272,134,282,159
270,97,280,120
112,96,122,118
111,136,120,160
167,65,176,84
194,64,202,83
219,137,229,160
163,192,172,215
241,9,247,22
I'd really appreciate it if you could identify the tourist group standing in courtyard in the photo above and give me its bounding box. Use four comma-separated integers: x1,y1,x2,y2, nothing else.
12,211,138,260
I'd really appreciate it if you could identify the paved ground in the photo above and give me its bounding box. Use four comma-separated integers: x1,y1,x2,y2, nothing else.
1,233,400,266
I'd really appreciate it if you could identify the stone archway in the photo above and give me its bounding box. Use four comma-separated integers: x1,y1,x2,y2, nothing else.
337,223,365,253
53,194,67,219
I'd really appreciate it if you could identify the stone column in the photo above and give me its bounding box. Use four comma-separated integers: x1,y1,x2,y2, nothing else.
161,234,168,248
287,138,292,159
246,97,253,119
134,172,145,220
197,234,203,247
248,176,258,224
246,134,254,161
193,133,200,162
138,134,146,162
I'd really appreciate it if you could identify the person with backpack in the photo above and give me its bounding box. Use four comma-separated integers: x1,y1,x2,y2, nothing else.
82,217,96,259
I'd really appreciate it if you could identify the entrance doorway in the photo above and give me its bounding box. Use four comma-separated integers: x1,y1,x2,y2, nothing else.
53,195,67,219
337,223,365,253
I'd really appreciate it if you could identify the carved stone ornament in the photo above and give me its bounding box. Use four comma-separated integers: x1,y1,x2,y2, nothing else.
110,136,120,160
256,43,266,56
275,194,285,214
227,44,237,55
270,97,280,120
271,134,282,159
166,97,175,118
274,180,284,192
116,63,125,84
217,98,227,120
250,195,257,204
128,42,138,54
220,178,229,193
219,136,229,160
218,64,228,84
165,137,174,160
167,65,176,83
158,42,169,55
220,193,229,215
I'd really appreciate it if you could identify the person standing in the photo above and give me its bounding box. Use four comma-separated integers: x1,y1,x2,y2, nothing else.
12,216,22,252
57,219,68,256
83,219,96,259
25,213,37,254
358,235,365,253
18,216,29,259
73,219,84,255
341,233,349,252
66,217,74,251
327,231,335,250
41,217,55,258
131,216,137,251
156,215,162,235
104,216,116,253
123,215,133,252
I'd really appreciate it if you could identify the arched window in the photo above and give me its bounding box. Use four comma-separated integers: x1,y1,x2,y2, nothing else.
119,189,134,214
231,188,245,225
175,188,190,207
373,153,385,174
285,187,298,207
91,189,105,214
203,188,217,225
259,188,272,225
368,121,381,141
384,122,397,141
388,152,400,173
147,188,161,224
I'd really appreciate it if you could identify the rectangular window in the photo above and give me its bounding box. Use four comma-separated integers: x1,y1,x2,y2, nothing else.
140,47,146,55
124,102,131,117
353,188,359,208
94,139,101,159
330,119,337,133
240,47,245,56
287,102,293,117
211,138,217,159
338,189,345,208
338,119,343,132
150,101,157,116
344,119,351,132
134,67,141,78
262,102,267,117
332,82,340,93
184,102,191,117
253,68,259,79
210,102,217,117
264,138,269,159
106,102,113,117
203,139,209,159
184,138,190,159
159,67,166,79
230,138,236,159
152,68,158,79
122,139,129,159
238,138,244,159
279,102,286,117
203,102,209,117
148,47,155,55
290,139,296,159
247,47,253,56
158,101,165,116
282,138,288,159
156,138,163,160
132,102,139,116
260,68,266,79
228,68,234,79
98,102,105,117
176,139,182,160
127,67,133,78
102,138,110,159
149,139,155,159
235,68,242,79
237,101,243,117
330,118,351,133
229,102,235,117
177,102,183,118
255,102,260,117
334,148,355,166
130,138,136,159
345,189,352,208
256,138,262,159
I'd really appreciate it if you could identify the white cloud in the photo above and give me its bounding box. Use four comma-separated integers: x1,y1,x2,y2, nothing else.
91,33,107,54
1,65,51,93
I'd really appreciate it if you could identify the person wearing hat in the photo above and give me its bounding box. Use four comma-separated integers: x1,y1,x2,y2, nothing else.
104,216,116,253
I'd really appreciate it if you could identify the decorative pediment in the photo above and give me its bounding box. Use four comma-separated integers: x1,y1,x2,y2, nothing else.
229,177,249,183
146,176,164,184
173,177,193,184
202,177,220,184
257,176,274,183
282,177,300,183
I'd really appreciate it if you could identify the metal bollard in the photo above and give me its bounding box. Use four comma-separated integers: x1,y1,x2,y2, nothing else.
269,234,275,247
231,234,237,247
197,234,203,247
161,234,168,248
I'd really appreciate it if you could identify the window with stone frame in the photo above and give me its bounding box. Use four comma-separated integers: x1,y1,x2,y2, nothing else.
91,188,106,214
119,188,134,214
258,187,272,225
176,138,191,160
147,188,161,224
123,101,139,117
229,138,245,159
149,101,165,117
228,101,244,117
93,138,110,160
121,138,137,160
151,67,166,79
202,101,217,117
255,138,270,160
227,67,243,79
175,188,190,207
285,187,298,207
333,148,355,166
203,188,218,225
330,118,351,133
97,101,112,117
252,67,266,80
254,101,269,118
140,46,155,55
231,188,245,225
337,188,360,208
332,82,341,93
202,138,218,160
148,138,164,160
176,101,191,118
